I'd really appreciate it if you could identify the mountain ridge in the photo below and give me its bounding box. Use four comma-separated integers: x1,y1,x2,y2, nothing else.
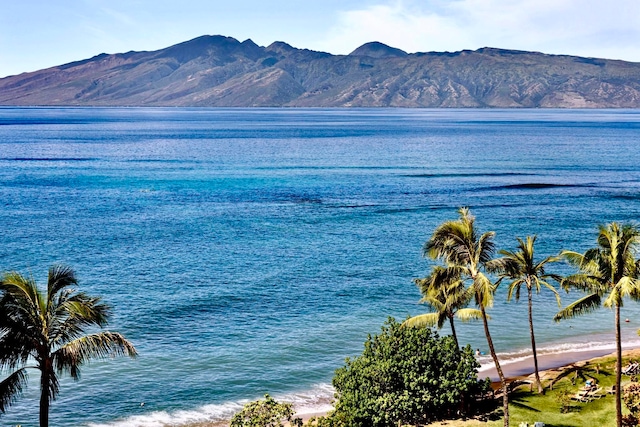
1,35,640,108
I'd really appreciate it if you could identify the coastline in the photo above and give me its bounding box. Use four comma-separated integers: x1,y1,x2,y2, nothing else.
177,347,640,427
479,347,640,381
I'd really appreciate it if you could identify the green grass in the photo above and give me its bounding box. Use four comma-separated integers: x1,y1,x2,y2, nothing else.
427,354,630,427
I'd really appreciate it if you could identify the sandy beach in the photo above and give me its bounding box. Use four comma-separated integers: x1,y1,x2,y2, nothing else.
480,347,640,381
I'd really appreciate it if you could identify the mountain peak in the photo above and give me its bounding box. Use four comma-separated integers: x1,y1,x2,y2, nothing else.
349,42,408,58
156,35,265,63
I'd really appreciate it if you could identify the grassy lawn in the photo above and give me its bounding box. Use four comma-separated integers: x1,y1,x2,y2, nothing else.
428,354,630,427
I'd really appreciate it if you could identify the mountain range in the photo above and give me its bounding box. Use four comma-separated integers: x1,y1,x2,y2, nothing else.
1,35,640,108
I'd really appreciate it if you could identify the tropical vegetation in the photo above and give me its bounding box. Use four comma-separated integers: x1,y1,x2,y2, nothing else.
233,352,640,427
488,235,561,393
0,265,137,427
230,394,302,427
554,222,640,427
330,318,490,427
403,265,483,349
422,208,510,426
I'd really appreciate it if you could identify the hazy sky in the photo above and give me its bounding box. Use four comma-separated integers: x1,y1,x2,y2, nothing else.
2,0,640,78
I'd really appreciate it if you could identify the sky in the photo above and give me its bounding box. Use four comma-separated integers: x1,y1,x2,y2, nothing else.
2,0,640,78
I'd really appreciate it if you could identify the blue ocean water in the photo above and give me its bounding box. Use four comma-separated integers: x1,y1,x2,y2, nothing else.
1,107,640,426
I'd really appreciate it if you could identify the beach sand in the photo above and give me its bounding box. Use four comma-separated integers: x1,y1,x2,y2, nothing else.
182,348,640,427
481,348,640,390
480,348,640,382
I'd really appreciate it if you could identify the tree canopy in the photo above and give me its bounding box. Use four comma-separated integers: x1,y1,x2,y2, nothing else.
331,317,489,427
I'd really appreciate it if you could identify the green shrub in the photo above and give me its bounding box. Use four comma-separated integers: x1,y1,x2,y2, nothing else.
624,382,640,411
230,394,302,427
330,317,489,427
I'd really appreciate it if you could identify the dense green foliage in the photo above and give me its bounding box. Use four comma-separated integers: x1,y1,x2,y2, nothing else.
331,317,489,427
230,394,302,427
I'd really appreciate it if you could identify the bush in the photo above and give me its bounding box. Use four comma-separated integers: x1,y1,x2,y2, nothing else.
230,394,302,427
624,382,640,416
330,317,489,427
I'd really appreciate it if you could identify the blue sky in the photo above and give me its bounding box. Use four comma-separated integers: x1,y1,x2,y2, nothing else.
2,0,640,78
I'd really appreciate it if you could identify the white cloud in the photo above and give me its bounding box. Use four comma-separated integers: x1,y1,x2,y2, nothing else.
316,0,640,61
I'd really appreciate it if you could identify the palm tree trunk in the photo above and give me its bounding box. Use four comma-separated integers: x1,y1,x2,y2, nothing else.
39,366,50,427
480,299,509,427
615,303,622,427
449,315,460,350
528,286,543,394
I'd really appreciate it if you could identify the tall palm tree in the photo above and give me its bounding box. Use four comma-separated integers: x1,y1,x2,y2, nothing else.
488,235,561,393
0,265,138,427
424,207,509,427
403,265,483,349
554,223,640,427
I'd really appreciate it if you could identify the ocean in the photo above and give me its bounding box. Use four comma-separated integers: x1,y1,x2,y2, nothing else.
1,107,640,426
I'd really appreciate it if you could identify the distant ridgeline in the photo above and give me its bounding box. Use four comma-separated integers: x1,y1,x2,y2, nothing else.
2,35,640,108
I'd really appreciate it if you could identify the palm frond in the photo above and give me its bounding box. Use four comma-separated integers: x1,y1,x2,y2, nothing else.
52,332,137,379
47,265,77,302
0,368,28,413
477,231,496,264
560,273,603,294
0,326,35,370
603,285,621,308
541,272,563,285
473,273,496,308
49,293,113,347
536,278,562,307
0,272,41,316
506,278,525,302
455,308,485,322
485,256,516,275
561,250,586,268
0,273,43,368
424,208,482,267
534,254,562,273
402,313,442,329
64,293,111,326
554,293,601,322
604,277,640,308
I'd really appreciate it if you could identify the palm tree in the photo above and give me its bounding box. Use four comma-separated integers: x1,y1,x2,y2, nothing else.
0,265,138,427
424,207,509,427
488,236,561,393
554,222,640,427
403,265,483,349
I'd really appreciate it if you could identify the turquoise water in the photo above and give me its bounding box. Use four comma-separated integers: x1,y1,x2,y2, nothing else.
1,107,640,426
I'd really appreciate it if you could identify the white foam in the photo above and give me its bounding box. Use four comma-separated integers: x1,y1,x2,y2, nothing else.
86,401,246,427
86,384,335,427
280,383,335,415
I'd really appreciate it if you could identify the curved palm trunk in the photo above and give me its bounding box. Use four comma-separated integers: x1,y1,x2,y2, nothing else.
448,315,460,350
615,304,622,427
528,286,543,394
480,300,509,427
